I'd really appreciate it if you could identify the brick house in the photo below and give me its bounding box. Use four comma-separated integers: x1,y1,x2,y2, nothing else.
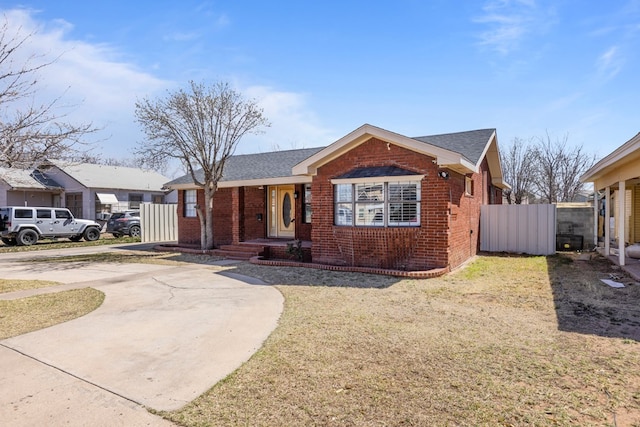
165,124,508,272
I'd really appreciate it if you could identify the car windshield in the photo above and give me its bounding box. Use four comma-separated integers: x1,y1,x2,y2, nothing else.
110,213,125,219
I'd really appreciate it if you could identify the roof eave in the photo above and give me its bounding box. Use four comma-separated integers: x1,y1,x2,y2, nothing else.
580,132,640,183
164,175,314,190
293,123,469,176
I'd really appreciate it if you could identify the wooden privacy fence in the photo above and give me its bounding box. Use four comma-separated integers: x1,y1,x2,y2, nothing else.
140,203,178,243
480,204,556,255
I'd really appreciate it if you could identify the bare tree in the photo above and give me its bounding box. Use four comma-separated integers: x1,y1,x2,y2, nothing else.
531,132,596,203
500,137,537,204
0,18,97,169
134,80,269,250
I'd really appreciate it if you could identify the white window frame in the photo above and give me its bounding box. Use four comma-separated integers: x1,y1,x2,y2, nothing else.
184,190,197,217
332,176,423,227
465,176,474,196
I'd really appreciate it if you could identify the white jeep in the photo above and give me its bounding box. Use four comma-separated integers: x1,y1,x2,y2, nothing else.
0,206,102,246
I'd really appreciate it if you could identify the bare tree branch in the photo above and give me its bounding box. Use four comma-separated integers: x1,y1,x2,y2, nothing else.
0,16,97,169
531,132,596,203
500,137,536,204
134,80,270,249
501,132,597,204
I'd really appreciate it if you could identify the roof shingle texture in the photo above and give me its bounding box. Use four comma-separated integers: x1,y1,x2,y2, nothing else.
0,167,63,190
166,128,496,186
47,160,171,191
165,147,324,186
412,128,495,164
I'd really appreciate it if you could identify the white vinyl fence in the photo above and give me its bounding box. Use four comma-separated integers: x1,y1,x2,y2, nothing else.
480,204,556,255
140,203,178,243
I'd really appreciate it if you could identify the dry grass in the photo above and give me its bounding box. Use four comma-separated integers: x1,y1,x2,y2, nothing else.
0,234,141,252
0,288,104,339
0,278,63,293
162,253,640,427
26,251,225,266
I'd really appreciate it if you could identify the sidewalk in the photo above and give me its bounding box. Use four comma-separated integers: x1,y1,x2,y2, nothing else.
0,244,283,426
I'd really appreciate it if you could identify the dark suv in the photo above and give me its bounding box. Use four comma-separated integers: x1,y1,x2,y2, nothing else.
106,210,141,238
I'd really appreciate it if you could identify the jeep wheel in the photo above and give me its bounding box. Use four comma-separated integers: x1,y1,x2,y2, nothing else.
83,227,100,242
128,225,141,238
1,237,17,246
17,229,38,246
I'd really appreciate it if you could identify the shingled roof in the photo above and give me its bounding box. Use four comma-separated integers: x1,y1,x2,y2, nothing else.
0,167,63,190
44,160,172,192
165,147,325,187
412,128,496,165
166,125,506,189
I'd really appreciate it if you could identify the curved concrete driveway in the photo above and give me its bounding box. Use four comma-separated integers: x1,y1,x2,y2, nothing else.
0,243,283,426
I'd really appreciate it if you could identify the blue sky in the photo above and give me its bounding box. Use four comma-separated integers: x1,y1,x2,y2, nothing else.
1,1,638,169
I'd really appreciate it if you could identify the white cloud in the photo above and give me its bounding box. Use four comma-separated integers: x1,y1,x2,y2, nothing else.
239,85,336,153
474,0,554,55
0,8,172,157
597,46,624,79
0,8,333,159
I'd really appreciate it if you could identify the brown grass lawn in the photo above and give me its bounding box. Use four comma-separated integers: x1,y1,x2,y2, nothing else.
2,249,639,425
0,287,104,339
163,253,640,427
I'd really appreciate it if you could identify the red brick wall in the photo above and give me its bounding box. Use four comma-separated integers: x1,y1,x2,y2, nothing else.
177,189,204,246
176,140,501,269
177,187,267,247
243,186,267,240
311,137,451,270
211,188,234,246
295,183,312,241
310,137,500,271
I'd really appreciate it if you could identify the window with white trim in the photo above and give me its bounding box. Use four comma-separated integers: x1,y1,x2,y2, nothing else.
129,193,143,209
334,180,421,227
465,176,474,196
184,190,197,217
303,183,312,223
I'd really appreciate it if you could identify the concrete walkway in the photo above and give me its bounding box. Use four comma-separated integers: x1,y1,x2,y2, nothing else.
0,243,283,426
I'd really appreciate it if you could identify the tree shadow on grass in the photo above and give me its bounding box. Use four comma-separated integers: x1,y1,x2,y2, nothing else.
548,252,640,341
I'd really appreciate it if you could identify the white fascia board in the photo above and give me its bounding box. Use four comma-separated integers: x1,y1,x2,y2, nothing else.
165,175,312,191
439,158,476,174
218,175,312,188
581,132,640,182
492,177,511,190
331,174,425,184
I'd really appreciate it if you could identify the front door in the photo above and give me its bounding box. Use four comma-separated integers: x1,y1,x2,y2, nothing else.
268,185,295,238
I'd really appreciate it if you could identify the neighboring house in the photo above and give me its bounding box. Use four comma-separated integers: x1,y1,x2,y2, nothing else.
0,161,177,221
0,167,64,207
165,124,509,271
580,131,640,266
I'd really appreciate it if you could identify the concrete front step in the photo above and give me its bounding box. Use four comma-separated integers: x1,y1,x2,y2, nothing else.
219,244,264,253
212,244,266,260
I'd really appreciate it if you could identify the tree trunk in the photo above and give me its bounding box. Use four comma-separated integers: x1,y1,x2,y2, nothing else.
196,204,207,251
203,185,215,250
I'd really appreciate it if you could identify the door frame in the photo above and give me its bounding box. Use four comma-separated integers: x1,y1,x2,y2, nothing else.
267,185,295,238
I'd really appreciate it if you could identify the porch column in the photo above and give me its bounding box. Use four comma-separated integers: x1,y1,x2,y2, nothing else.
618,181,626,266
605,187,610,257
592,190,598,247
231,187,245,244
